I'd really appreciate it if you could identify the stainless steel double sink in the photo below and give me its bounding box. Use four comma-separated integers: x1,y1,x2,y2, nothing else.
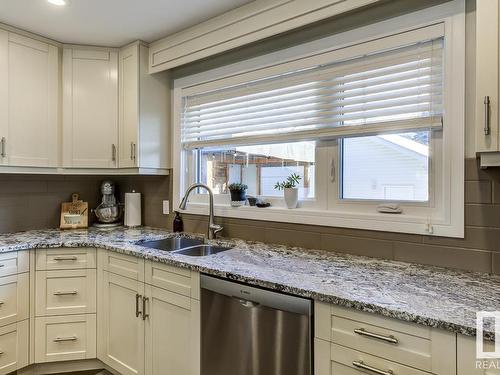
137,237,232,257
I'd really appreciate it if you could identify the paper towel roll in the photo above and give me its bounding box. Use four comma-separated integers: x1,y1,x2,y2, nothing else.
125,191,141,227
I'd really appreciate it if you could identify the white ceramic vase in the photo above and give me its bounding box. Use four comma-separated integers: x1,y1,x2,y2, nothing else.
284,187,299,209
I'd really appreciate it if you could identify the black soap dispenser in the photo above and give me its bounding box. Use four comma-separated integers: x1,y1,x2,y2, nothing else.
173,211,184,232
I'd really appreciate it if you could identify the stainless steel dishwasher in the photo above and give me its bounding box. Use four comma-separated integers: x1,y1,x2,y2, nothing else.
201,274,312,375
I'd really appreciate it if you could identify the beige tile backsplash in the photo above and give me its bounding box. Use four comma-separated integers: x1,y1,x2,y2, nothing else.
1,157,500,275
0,174,170,232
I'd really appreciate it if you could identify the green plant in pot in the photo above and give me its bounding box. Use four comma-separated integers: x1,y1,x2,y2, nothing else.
228,183,248,207
274,173,301,209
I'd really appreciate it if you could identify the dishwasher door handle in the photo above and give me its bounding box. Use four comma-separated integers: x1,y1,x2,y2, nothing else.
233,296,260,308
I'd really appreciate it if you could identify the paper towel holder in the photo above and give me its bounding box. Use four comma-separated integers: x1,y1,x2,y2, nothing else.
124,190,142,228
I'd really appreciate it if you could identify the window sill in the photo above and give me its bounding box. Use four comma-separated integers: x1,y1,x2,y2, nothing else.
179,202,463,238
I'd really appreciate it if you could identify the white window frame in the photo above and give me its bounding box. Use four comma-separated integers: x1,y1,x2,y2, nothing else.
172,0,465,238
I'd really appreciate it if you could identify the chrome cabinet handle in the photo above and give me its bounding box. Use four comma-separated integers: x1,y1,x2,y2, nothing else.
142,296,149,320
112,144,117,162
53,256,77,261
53,336,78,343
130,142,134,160
484,96,491,135
1,137,5,158
352,361,394,375
354,328,398,344
135,293,142,318
132,142,136,161
54,291,78,296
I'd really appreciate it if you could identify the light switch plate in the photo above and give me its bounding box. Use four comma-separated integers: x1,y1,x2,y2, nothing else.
162,200,170,215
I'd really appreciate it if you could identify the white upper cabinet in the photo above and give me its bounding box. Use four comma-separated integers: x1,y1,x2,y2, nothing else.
62,48,118,169
476,0,500,166
119,43,170,170
0,30,58,168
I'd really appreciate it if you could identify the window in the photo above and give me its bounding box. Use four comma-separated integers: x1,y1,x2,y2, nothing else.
194,142,315,198
341,131,429,201
173,1,465,237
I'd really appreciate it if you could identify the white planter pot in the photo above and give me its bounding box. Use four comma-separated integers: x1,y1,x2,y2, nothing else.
284,188,299,209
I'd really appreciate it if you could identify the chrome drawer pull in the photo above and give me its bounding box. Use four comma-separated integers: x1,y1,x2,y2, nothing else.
354,328,398,344
53,336,77,343
53,256,78,261
353,361,394,375
54,291,78,296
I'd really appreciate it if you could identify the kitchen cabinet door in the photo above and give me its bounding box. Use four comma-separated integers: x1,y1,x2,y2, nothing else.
0,31,58,167
118,43,170,170
98,271,144,375
476,0,499,153
62,48,118,168
119,44,139,168
0,30,7,167
144,284,200,375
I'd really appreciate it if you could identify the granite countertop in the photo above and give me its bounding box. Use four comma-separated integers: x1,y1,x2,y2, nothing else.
1,226,498,340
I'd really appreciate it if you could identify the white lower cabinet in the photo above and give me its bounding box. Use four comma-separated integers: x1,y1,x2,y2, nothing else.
0,320,28,374
98,270,145,375
35,269,96,316
315,302,457,375
0,272,28,327
34,314,96,363
97,251,200,375
144,284,200,375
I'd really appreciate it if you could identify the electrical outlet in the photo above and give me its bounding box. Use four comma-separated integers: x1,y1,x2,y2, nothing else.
162,200,170,215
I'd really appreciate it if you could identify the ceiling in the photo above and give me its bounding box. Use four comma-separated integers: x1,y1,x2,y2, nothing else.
0,0,253,46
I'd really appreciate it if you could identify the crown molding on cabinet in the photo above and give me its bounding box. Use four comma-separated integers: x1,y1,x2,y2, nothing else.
0,21,62,47
148,0,381,73
0,22,145,51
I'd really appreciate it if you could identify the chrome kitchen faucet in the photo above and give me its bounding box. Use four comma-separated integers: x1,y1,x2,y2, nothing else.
179,183,223,240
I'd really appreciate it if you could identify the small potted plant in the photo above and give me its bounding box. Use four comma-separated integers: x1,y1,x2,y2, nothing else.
228,183,248,207
274,173,301,209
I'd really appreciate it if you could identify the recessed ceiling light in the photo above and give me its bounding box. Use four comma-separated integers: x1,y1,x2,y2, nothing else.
47,0,67,5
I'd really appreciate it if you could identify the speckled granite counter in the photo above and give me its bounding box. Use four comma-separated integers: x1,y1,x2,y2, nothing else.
1,226,498,340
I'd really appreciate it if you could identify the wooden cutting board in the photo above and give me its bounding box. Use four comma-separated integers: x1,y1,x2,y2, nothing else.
60,193,88,229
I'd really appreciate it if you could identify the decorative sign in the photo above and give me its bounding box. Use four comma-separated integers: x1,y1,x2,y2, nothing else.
60,193,88,229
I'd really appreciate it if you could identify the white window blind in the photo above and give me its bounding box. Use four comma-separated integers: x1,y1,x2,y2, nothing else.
181,37,443,150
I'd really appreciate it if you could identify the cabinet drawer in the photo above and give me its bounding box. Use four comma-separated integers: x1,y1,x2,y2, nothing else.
316,338,434,375
0,320,28,375
35,269,96,316
34,314,96,363
36,248,96,270
315,303,456,375
99,249,144,281
0,251,28,277
145,260,200,299
0,273,28,327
